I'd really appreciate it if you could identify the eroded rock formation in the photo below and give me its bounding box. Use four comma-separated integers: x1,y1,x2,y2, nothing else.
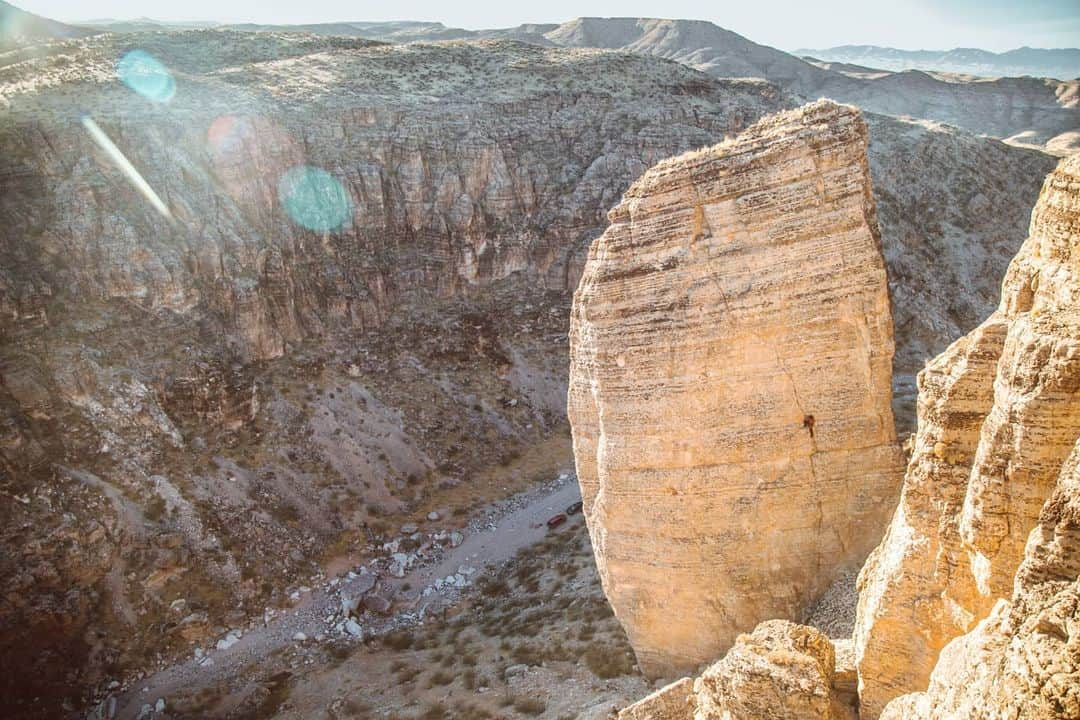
568,100,905,675
617,677,695,720
617,620,856,720
854,153,1080,717
0,34,788,714
879,439,1080,719
694,620,854,720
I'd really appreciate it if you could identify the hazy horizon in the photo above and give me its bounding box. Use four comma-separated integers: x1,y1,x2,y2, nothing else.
15,0,1080,52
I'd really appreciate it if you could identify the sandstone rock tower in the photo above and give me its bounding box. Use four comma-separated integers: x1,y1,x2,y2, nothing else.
568,100,905,675
854,152,1080,718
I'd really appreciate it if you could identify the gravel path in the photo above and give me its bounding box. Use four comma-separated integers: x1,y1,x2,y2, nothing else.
106,477,582,720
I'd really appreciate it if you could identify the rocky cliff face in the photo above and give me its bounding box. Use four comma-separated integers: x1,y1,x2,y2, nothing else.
880,438,1080,719
863,113,1057,427
568,100,904,675
854,152,1080,717
326,17,1079,155
544,18,1080,156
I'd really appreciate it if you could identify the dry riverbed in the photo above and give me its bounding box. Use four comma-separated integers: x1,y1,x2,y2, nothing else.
94,475,653,720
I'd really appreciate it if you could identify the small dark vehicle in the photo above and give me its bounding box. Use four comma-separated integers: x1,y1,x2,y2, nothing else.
546,513,568,529
566,501,583,516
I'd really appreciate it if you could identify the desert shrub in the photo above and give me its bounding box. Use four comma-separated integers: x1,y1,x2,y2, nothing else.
271,501,300,524
383,630,414,650
479,577,510,598
419,703,447,720
514,697,546,716
425,670,454,687
395,665,420,683
584,645,635,679
144,496,167,522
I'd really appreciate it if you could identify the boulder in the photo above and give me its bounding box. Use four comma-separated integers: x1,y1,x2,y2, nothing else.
617,677,694,720
693,620,850,720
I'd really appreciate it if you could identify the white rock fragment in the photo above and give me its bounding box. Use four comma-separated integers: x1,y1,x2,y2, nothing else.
341,594,361,616
216,631,241,651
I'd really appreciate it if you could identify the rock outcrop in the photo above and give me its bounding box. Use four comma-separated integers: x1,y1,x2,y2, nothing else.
694,620,854,720
879,439,1080,719
568,100,905,675
854,153,1080,717
617,620,856,720
618,677,695,720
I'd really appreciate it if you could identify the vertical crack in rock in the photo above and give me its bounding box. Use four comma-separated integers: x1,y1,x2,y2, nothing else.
568,99,905,676
854,153,1080,718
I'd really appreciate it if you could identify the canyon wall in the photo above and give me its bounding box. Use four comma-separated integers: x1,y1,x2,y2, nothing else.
568,100,904,675
854,152,1080,717
881,438,1080,719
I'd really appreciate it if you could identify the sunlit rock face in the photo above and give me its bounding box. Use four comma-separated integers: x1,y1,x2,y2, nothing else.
878,438,1080,720
0,28,1061,717
614,620,857,720
854,153,1080,718
568,100,904,676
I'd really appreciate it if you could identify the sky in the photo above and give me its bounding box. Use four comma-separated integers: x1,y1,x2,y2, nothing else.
18,0,1080,51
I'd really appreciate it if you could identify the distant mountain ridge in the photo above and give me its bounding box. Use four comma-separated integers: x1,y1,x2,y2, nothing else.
796,44,1080,79
0,0,96,49
14,9,1080,153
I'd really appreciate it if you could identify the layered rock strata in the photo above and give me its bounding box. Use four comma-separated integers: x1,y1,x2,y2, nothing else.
568,100,904,675
879,439,1080,719
854,152,1080,717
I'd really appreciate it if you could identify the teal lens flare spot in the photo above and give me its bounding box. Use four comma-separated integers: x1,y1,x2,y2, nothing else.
117,50,176,103
277,166,353,233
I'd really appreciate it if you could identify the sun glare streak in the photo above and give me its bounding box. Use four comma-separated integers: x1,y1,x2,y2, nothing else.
80,116,173,221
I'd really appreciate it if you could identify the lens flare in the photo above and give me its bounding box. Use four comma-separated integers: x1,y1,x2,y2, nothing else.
207,115,249,155
277,166,352,233
81,116,172,220
117,50,176,103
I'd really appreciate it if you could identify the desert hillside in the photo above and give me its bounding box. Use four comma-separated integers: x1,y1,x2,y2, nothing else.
154,16,1079,156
